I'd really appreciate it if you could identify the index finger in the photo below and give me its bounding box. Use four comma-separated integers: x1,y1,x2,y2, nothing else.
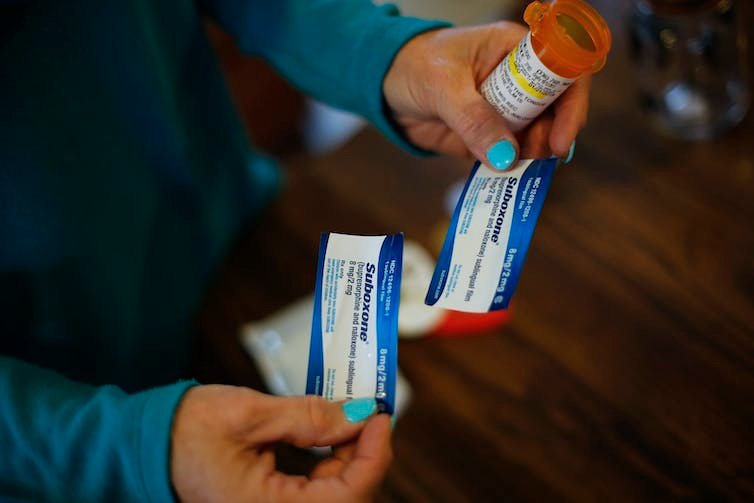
263,415,393,503
549,75,592,157
339,414,393,494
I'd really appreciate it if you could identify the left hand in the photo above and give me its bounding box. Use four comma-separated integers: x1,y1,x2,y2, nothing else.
383,23,591,167
171,386,392,503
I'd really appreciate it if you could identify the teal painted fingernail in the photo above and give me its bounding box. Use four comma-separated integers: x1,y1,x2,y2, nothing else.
564,140,576,164
342,398,377,423
390,415,396,430
486,140,516,170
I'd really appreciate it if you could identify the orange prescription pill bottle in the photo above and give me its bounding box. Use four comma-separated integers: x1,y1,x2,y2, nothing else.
481,0,612,132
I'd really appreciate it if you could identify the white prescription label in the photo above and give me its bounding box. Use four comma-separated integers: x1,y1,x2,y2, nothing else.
307,233,403,414
426,159,557,313
481,33,575,132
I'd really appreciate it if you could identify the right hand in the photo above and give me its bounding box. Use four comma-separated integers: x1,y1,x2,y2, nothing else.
384,22,591,166
170,385,392,502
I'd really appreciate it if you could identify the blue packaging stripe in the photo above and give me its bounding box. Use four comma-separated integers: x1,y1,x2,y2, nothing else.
375,233,403,414
425,161,482,305
488,158,557,311
305,232,329,396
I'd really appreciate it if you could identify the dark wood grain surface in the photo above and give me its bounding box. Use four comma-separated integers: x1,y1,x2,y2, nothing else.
194,1,754,500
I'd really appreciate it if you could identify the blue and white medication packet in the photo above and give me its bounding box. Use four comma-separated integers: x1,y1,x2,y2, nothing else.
426,158,557,313
306,232,403,414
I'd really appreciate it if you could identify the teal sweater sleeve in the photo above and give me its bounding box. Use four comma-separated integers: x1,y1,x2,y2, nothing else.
199,0,451,152
0,356,197,502
0,3,448,502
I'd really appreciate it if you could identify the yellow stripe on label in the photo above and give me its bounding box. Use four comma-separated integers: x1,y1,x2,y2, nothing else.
507,51,546,100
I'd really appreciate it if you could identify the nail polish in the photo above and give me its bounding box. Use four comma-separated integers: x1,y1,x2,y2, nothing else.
486,140,516,170
564,140,576,164
341,397,377,423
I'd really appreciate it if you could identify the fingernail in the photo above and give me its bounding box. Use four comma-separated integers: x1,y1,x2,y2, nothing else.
342,397,377,423
486,140,516,171
563,140,576,164
390,415,396,430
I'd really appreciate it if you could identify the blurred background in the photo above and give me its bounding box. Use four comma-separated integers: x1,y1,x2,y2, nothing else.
195,0,754,500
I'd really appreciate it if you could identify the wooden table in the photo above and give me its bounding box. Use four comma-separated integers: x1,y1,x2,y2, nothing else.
194,2,754,500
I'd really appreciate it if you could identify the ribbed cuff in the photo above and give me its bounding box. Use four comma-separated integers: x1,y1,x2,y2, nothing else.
360,8,451,155
135,379,199,503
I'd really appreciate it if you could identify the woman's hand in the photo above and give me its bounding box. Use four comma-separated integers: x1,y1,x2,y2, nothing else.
171,385,391,503
384,22,590,168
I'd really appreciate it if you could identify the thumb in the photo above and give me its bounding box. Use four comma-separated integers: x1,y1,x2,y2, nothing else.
441,90,519,171
254,395,378,448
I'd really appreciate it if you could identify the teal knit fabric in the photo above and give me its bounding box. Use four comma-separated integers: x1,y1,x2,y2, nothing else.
0,1,447,501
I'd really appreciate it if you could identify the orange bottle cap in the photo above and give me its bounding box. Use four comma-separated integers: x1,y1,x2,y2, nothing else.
524,0,612,76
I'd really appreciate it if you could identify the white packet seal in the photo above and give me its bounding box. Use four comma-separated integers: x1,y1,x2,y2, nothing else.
306,232,403,414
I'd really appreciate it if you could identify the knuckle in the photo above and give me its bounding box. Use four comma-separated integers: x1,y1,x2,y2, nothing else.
303,396,328,434
492,20,528,39
454,101,491,139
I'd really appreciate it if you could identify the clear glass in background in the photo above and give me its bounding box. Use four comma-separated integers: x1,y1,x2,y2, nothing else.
628,0,750,140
